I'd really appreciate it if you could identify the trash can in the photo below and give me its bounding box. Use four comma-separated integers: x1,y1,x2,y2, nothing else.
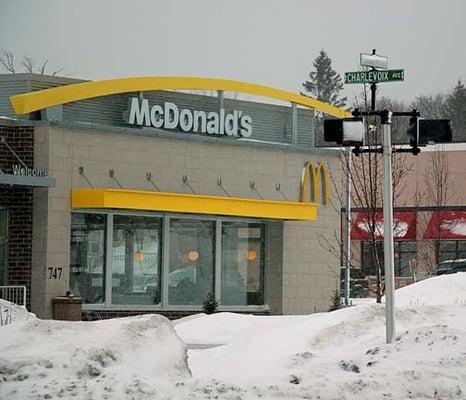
52,292,83,321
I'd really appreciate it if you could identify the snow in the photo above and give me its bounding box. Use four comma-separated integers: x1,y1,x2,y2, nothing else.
1,274,466,399
391,272,466,307
0,308,190,399
441,219,466,236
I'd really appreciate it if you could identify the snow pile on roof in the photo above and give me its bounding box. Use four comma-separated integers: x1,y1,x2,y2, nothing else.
0,314,190,399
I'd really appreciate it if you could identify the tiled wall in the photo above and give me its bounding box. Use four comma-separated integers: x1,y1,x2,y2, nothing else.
32,124,340,318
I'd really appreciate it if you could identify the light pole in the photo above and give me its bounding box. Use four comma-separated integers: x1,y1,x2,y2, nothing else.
343,147,352,306
381,110,396,343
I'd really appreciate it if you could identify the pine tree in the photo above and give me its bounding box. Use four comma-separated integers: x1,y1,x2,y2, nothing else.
202,292,219,314
328,288,342,312
302,50,347,108
445,80,466,141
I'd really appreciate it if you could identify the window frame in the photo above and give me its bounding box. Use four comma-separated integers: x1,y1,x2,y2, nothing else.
439,240,466,262
361,240,417,278
72,210,270,312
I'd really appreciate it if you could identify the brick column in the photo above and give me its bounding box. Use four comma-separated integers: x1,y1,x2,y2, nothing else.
0,124,34,309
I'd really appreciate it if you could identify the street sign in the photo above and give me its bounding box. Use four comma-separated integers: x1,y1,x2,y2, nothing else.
360,52,388,69
344,69,404,84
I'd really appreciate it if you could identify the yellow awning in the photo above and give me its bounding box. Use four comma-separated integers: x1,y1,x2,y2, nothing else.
71,188,317,221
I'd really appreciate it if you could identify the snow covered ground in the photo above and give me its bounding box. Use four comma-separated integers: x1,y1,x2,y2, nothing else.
1,273,465,399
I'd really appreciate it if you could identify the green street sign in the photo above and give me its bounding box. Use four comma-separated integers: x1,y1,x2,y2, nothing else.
344,69,404,84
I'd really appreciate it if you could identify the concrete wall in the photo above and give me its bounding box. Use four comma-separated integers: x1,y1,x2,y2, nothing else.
33,123,340,318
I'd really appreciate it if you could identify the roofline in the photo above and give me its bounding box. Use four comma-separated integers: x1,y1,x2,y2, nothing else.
9,76,353,119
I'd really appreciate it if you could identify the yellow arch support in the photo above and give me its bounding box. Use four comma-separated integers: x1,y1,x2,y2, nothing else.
10,76,352,118
300,161,331,205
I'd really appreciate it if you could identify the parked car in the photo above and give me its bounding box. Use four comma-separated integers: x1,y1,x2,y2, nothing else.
433,259,466,276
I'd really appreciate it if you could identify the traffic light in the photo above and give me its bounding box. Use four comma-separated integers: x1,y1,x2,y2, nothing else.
407,117,419,148
407,118,452,147
324,118,364,146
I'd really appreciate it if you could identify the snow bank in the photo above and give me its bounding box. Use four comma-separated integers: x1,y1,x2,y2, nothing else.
1,274,465,400
394,272,466,306
0,299,34,324
0,314,191,399
174,312,307,346
177,274,466,400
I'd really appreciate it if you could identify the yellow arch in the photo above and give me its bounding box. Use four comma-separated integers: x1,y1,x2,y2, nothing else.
10,76,352,118
300,161,331,205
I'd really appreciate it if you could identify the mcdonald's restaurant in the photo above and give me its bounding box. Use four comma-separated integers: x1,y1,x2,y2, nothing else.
0,73,344,320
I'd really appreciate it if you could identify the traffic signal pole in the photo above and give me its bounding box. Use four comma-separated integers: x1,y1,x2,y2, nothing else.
381,110,396,344
339,51,451,344
343,147,352,306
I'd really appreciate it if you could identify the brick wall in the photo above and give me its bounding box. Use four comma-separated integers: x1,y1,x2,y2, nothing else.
0,125,34,309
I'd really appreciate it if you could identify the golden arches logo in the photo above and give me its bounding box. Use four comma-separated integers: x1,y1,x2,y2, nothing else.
300,161,331,206
9,76,352,118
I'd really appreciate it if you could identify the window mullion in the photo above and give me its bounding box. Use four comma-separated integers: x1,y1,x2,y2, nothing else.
215,220,222,303
105,213,113,306
162,216,170,307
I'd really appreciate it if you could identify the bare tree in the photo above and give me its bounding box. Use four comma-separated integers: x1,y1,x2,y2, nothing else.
0,49,64,76
415,147,455,274
411,93,454,275
0,50,15,73
345,88,413,302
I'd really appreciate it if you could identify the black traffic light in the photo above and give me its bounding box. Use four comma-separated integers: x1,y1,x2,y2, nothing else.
407,117,419,148
407,118,452,147
324,118,364,146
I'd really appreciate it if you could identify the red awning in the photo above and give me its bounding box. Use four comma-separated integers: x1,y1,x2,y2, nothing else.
423,211,466,239
351,211,417,240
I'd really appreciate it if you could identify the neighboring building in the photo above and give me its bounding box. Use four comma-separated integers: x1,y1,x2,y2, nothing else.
0,73,347,319
348,146,466,297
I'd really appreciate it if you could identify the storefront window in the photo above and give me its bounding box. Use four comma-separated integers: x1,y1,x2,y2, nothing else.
221,222,265,305
112,215,162,305
168,219,215,305
361,241,416,277
439,240,466,262
70,213,106,303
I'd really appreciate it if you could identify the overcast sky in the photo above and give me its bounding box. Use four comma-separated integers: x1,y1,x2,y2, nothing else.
1,0,465,105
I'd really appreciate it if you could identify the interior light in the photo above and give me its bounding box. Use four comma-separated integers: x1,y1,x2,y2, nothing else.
246,249,257,261
134,251,145,263
188,250,199,261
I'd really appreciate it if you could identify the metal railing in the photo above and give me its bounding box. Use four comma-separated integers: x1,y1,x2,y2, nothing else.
0,286,27,307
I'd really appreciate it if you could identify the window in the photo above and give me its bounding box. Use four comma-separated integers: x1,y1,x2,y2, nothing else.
0,209,7,286
112,215,162,305
439,240,466,262
70,214,106,303
69,213,269,308
361,241,416,277
221,222,265,305
168,219,215,305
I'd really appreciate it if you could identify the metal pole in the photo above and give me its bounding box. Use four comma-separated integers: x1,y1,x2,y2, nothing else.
370,49,377,112
381,110,396,343
370,83,377,111
343,147,352,305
